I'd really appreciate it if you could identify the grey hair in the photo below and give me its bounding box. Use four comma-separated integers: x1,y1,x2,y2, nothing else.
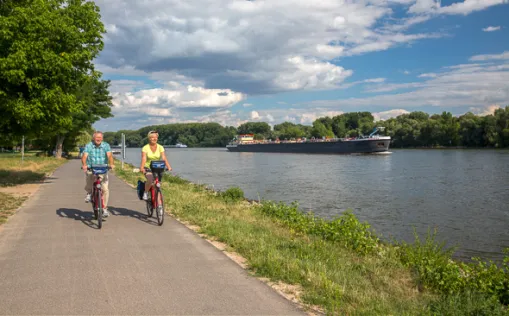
93,131,103,137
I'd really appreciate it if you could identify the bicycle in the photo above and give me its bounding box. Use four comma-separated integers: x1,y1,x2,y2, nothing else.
143,160,166,226
83,164,111,229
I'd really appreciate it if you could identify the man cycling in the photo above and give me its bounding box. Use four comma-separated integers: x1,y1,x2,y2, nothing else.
81,131,115,217
140,130,172,200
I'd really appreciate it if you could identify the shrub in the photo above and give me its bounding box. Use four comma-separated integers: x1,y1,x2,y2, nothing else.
221,186,244,202
398,228,509,305
257,201,379,255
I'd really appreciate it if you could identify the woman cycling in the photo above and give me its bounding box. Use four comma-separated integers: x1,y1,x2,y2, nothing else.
140,130,172,200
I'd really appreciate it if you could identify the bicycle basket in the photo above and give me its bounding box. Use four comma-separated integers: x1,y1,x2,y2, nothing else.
91,164,109,175
150,160,165,173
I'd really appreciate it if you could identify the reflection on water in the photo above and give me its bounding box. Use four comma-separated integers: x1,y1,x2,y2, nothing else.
123,147,509,262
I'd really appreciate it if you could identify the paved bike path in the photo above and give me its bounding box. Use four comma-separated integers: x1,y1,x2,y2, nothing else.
0,160,304,315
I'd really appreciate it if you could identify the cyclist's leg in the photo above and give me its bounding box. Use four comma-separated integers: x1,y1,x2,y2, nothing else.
144,171,154,191
100,173,110,215
84,170,93,202
143,170,154,200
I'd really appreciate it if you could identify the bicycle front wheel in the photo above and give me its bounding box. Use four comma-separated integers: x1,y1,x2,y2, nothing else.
146,189,154,217
92,189,98,220
155,189,164,226
96,189,103,229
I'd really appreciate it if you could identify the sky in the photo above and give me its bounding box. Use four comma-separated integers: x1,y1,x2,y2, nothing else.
92,0,509,132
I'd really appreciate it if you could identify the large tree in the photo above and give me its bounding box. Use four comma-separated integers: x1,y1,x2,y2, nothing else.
0,0,107,157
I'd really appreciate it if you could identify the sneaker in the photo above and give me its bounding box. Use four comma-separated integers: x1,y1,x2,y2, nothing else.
102,208,109,217
85,193,91,203
142,192,148,200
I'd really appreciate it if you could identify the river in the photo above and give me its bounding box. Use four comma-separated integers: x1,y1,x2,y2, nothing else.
119,147,509,262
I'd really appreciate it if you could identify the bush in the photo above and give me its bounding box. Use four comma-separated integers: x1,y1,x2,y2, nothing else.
221,186,244,202
257,201,379,255
398,228,509,305
429,290,509,316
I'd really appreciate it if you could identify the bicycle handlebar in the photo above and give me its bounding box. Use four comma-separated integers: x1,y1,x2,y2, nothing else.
81,166,113,170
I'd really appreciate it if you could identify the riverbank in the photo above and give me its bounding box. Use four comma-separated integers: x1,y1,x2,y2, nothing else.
113,160,509,315
0,152,67,224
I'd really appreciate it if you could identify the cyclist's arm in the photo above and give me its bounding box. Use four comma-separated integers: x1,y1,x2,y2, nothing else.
81,151,88,170
140,151,147,173
106,151,114,169
161,151,172,171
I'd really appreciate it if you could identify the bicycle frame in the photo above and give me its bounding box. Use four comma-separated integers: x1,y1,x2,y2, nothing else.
145,160,166,225
92,174,105,211
149,174,162,208
89,164,110,228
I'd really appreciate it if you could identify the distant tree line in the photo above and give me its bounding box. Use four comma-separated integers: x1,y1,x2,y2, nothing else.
102,106,509,148
103,123,238,148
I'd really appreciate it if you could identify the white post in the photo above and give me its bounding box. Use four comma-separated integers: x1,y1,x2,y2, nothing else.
121,133,125,169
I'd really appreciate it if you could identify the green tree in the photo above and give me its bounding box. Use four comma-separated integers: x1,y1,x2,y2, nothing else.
237,122,271,139
53,76,113,156
311,121,335,138
0,0,107,157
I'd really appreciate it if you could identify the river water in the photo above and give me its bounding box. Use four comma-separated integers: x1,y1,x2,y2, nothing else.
121,147,509,262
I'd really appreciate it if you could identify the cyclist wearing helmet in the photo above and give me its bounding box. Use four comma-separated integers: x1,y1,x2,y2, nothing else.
140,130,172,200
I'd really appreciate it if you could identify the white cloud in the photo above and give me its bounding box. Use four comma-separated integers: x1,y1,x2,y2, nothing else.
95,0,499,95
246,110,275,123
483,26,501,32
439,0,508,15
470,51,509,61
109,80,148,93
110,81,245,119
469,104,501,116
242,103,253,107
363,78,386,83
250,111,260,120
92,0,509,131
373,109,411,121
307,54,509,109
408,0,438,14
418,73,437,78
272,56,353,91
409,0,508,15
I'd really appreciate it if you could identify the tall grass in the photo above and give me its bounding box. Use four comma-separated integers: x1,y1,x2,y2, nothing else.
114,161,509,315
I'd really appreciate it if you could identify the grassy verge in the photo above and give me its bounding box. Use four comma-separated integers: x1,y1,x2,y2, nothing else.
0,152,68,186
0,192,27,224
114,161,509,315
0,152,68,224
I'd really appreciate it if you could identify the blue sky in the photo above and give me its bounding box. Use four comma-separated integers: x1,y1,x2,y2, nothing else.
92,0,509,132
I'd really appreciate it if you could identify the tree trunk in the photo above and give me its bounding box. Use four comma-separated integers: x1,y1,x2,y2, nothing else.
55,135,65,159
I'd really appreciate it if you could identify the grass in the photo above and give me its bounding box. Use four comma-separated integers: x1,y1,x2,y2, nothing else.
113,161,509,315
0,192,27,224
0,152,68,225
0,152,67,187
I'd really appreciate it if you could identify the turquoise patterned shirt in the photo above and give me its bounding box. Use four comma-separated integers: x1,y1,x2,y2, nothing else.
84,141,111,166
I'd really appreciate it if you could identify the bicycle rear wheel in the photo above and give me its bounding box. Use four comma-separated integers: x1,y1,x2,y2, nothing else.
155,188,164,226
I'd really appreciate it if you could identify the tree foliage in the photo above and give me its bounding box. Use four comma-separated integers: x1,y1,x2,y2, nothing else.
103,123,237,148
0,0,109,156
